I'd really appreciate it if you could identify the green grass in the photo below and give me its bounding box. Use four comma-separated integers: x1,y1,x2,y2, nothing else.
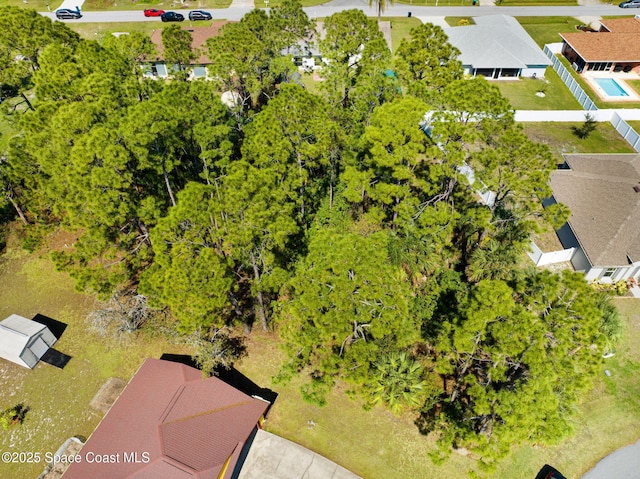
3,0,51,10
500,0,577,5
82,0,233,11
493,67,582,110
395,0,475,6
254,0,330,6
521,122,635,163
445,16,475,26
385,16,422,53
67,21,170,39
517,16,583,48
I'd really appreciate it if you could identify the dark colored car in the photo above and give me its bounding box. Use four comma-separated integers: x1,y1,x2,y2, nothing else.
143,8,165,17
535,465,567,479
55,8,82,19
576,24,596,32
161,11,185,22
188,10,212,21
619,0,640,7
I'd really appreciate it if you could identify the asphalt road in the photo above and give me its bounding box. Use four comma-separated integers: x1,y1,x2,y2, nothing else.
581,439,640,479
43,0,627,22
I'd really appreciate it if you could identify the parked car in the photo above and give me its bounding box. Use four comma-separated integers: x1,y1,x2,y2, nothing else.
143,9,165,17
188,10,212,21
576,24,596,32
55,8,82,19
535,465,567,479
161,11,185,22
619,0,640,7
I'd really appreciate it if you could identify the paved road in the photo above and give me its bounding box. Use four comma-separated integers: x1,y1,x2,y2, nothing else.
581,439,640,479
43,0,626,22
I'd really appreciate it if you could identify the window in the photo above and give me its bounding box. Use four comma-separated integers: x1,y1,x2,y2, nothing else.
588,62,613,72
603,268,617,278
192,66,207,78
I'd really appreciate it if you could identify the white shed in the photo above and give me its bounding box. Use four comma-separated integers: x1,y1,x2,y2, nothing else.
0,314,57,369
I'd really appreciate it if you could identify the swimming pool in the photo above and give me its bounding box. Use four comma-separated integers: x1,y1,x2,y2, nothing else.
593,78,629,97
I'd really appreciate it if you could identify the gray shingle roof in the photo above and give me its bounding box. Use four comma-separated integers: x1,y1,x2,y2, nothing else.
551,154,640,267
444,15,551,70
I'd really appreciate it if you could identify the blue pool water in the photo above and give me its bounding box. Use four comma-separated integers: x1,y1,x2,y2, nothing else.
593,78,629,97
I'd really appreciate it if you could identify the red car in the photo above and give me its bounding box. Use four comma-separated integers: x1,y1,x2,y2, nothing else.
143,9,165,17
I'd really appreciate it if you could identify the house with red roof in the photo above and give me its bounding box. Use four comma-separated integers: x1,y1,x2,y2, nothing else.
560,17,640,74
63,358,270,479
146,22,227,79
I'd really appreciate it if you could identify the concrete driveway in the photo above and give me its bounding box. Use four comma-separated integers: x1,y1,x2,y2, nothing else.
238,429,362,479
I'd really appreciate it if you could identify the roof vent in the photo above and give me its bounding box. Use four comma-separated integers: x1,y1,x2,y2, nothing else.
634,184,640,193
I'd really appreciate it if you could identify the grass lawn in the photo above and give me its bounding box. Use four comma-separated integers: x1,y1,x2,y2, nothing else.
67,21,168,39
82,0,233,11
395,0,475,5
445,16,474,26
500,0,577,5
517,16,583,48
384,16,422,53
253,0,331,6
3,0,51,10
520,122,635,162
493,67,582,110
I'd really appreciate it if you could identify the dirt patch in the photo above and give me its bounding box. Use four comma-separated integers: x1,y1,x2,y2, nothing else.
90,377,126,414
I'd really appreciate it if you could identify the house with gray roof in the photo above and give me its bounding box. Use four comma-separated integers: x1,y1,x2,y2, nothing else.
444,15,551,79
548,154,640,283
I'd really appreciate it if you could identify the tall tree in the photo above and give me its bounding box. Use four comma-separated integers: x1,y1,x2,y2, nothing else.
241,83,343,227
161,25,195,79
395,23,462,100
276,227,419,405
205,2,310,118
422,271,615,469
318,9,397,134
0,7,79,101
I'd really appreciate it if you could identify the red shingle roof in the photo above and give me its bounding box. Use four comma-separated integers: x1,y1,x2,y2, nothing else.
150,22,228,64
63,358,269,479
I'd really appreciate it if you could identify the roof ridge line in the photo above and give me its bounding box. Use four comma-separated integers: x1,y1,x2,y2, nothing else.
162,399,255,426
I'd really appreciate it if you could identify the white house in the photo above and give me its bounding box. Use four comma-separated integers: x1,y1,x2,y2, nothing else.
544,154,640,283
444,15,552,79
0,314,57,369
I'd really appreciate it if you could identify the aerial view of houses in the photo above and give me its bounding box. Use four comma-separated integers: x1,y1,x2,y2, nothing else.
0,1,639,479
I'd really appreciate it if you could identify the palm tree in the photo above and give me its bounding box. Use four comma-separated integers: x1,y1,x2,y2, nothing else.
369,0,394,22
369,352,427,414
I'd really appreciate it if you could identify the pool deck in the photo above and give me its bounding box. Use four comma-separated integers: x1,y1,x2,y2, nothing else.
583,72,640,102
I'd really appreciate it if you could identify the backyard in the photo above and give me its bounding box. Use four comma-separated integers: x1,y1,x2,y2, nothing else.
493,67,582,110
520,121,636,163
0,223,639,479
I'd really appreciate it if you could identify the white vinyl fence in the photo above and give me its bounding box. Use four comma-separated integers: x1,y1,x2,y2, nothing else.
610,111,640,152
528,242,576,267
543,44,597,112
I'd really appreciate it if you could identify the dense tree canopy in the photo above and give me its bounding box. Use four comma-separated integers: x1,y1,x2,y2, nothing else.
0,6,622,473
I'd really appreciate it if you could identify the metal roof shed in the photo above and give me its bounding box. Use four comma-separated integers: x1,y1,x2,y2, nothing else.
0,314,57,369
